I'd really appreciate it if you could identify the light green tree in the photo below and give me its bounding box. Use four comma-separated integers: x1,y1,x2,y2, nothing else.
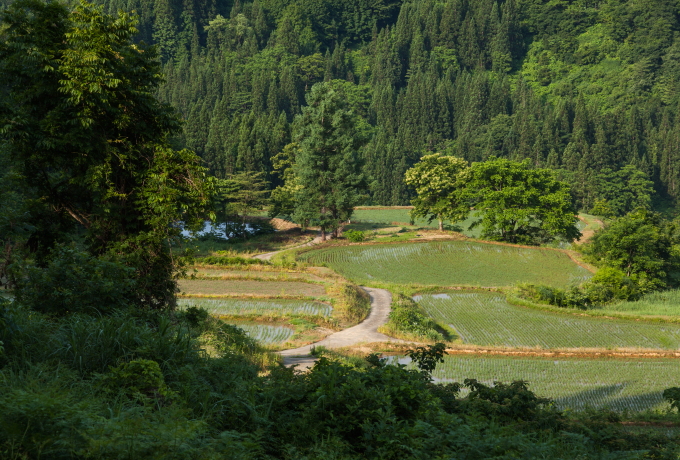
404,153,470,231
467,158,581,244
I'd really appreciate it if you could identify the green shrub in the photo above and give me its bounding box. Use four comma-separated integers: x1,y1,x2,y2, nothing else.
97,359,177,405
344,229,366,242
382,295,446,341
517,267,643,310
13,245,135,315
664,387,680,413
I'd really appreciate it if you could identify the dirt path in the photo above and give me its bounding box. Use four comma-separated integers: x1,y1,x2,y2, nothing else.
279,287,400,368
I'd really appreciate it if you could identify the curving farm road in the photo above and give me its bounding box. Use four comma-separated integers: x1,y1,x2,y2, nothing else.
279,287,400,368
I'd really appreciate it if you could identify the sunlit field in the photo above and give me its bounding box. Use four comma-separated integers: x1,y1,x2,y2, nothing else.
416,292,680,349
301,241,591,287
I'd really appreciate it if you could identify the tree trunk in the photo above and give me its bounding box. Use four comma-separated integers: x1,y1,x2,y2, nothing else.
438,217,443,232
321,228,326,241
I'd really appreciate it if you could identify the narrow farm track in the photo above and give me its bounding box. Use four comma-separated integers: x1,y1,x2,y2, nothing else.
279,287,400,368
253,234,324,261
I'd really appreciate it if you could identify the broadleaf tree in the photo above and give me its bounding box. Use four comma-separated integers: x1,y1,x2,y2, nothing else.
466,158,581,245
404,153,470,231
292,81,368,240
0,0,214,309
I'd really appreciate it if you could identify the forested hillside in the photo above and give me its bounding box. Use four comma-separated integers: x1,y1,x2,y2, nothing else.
6,0,680,210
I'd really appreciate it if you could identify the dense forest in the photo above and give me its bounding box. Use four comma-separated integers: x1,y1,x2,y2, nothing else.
2,0,679,211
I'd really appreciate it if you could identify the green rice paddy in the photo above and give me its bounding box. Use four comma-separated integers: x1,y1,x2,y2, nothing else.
409,355,680,412
416,292,680,349
596,289,680,317
233,323,294,345
300,241,591,288
178,298,332,317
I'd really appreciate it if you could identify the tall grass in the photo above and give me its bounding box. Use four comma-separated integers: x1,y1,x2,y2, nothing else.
416,291,680,349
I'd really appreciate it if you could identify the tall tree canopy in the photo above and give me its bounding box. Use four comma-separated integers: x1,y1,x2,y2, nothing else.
0,0,213,309
404,154,470,231
292,81,368,240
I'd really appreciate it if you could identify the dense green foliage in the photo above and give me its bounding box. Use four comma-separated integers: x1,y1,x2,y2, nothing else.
14,0,680,213
12,246,135,316
0,0,214,309
404,154,469,231
583,209,680,290
3,301,680,458
465,157,580,243
289,82,368,238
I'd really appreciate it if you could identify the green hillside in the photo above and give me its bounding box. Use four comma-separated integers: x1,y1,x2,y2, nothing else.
3,0,678,212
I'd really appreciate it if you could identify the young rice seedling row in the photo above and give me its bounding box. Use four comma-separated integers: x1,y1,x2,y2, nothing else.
416,292,680,349
178,298,332,317
301,241,591,287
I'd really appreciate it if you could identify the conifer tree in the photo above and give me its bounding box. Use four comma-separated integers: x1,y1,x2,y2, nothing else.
292,82,368,240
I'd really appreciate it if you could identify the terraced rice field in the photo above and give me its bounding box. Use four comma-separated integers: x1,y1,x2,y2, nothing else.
301,241,591,288
232,323,294,345
596,289,680,317
178,279,325,297
418,355,680,412
178,298,332,317
416,292,680,349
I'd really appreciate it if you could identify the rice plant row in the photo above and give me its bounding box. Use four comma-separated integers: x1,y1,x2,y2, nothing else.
416,292,680,349
411,355,680,412
233,324,294,345
178,297,332,317
301,241,591,288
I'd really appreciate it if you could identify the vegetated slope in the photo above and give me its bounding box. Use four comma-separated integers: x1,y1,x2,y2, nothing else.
424,355,680,412
300,241,590,287
178,298,332,317
416,292,680,349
